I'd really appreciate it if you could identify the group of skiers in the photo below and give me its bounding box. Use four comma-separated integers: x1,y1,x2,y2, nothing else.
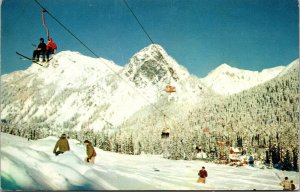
32,37,57,62
280,177,296,191
53,135,298,190
53,134,96,164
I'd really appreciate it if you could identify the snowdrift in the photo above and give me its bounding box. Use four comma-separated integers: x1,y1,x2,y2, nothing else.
1,133,298,190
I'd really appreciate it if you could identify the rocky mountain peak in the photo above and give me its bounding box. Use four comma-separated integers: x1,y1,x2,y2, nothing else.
121,44,189,88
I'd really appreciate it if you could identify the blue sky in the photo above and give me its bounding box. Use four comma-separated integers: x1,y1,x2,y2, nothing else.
1,0,299,77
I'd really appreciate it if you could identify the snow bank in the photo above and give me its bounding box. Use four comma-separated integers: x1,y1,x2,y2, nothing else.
1,133,299,190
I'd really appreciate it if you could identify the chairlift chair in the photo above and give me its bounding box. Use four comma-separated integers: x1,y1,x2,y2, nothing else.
161,115,170,138
165,85,176,93
161,128,170,138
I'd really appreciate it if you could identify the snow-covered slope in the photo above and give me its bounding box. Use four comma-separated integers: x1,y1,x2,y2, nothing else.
2,51,127,131
200,63,286,95
277,59,299,77
2,133,299,190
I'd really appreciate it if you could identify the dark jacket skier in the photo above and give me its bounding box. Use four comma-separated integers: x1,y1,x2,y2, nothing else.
84,140,96,164
53,134,70,156
248,155,254,166
290,180,296,190
197,166,208,183
32,38,46,62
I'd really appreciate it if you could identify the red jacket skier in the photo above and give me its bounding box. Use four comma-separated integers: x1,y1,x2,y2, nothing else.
45,38,57,61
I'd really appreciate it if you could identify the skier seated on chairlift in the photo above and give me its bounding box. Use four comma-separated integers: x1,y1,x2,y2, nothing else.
32,37,57,62
46,38,57,62
32,38,46,62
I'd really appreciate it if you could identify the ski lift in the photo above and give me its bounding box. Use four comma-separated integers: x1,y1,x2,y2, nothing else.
164,66,177,93
203,127,209,133
161,115,170,139
16,8,57,63
161,128,170,138
217,140,225,147
154,47,177,94
164,72,176,93
165,85,176,93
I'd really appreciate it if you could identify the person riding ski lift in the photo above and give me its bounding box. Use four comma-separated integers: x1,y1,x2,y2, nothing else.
45,38,57,62
32,38,46,62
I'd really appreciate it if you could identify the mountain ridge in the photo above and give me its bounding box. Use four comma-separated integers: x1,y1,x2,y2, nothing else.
1,44,297,132
200,62,287,95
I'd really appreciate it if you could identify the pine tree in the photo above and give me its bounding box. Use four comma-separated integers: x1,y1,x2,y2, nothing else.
282,150,293,170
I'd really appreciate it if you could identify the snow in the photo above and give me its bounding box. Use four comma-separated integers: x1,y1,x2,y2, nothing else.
1,133,299,190
278,59,299,77
200,63,286,95
1,46,298,190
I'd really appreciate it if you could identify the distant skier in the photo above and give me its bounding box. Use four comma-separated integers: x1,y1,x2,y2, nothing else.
32,38,46,62
53,133,70,156
197,166,208,183
290,180,296,191
196,147,207,159
248,155,254,167
83,140,96,164
45,38,57,62
280,177,291,190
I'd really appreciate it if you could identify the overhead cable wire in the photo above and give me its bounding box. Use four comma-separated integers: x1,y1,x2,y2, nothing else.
123,0,155,44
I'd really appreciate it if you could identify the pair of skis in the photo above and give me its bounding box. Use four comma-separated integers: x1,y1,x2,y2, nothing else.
16,52,52,67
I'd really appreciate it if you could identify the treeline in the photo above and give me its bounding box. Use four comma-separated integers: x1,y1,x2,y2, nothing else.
109,63,299,170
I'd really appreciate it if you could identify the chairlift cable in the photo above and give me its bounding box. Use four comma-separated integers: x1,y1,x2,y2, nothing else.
122,0,154,44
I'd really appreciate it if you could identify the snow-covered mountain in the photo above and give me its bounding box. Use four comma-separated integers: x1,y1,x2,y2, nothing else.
1,44,296,133
1,45,210,132
120,44,211,103
2,51,126,131
121,44,190,87
200,63,285,95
